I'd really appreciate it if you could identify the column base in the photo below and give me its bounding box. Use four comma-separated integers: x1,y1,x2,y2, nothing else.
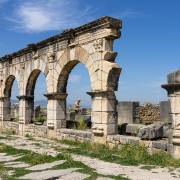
169,145,180,159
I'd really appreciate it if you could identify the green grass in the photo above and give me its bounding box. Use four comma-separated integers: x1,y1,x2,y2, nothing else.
0,164,9,179
58,139,180,168
0,142,128,180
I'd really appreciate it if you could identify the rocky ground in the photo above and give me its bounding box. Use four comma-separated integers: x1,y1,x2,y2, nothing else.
0,134,180,180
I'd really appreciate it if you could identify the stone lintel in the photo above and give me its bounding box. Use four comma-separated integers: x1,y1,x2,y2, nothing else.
87,91,114,97
17,95,34,101
161,83,180,95
44,92,68,100
0,96,9,101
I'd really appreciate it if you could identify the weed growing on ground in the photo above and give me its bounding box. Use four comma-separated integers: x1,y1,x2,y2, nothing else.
59,139,180,168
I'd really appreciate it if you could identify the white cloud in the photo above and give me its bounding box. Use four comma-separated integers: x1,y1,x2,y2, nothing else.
69,74,81,83
119,9,143,19
7,0,93,32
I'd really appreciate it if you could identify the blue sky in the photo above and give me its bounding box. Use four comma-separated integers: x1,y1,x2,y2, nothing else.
1,0,180,106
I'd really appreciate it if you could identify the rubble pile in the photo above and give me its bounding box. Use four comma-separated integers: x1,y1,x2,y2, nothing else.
136,103,160,124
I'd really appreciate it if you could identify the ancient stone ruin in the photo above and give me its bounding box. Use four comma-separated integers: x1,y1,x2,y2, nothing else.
0,16,180,159
162,70,180,158
0,17,121,138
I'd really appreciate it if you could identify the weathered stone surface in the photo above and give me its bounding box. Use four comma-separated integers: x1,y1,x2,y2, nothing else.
117,101,139,124
138,122,164,140
57,128,93,142
0,135,179,179
19,168,79,180
57,172,90,180
163,126,170,138
126,124,145,135
162,70,180,158
152,140,168,151
0,153,23,162
26,160,66,171
72,154,179,180
0,16,122,137
5,162,30,168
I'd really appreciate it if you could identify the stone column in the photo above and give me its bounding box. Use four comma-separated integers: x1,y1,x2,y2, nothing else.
0,97,11,122
44,92,67,131
162,70,180,158
17,95,34,135
87,91,118,137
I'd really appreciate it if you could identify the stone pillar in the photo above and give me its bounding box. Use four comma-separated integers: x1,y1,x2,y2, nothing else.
0,97,11,122
162,70,180,158
17,95,34,135
44,92,67,130
87,91,118,137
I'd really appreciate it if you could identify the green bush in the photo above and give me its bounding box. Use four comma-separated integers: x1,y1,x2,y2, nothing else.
77,116,87,130
34,114,46,124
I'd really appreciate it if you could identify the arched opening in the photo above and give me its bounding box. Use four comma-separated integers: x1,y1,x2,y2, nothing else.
57,61,91,129
3,75,19,121
26,69,47,125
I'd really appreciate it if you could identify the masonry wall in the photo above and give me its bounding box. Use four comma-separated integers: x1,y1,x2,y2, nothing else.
0,121,19,134
24,124,48,138
117,102,139,124
160,101,170,125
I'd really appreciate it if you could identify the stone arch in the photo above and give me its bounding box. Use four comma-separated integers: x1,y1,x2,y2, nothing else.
21,69,48,124
56,46,93,93
107,66,121,91
4,75,16,97
26,69,42,96
2,75,19,121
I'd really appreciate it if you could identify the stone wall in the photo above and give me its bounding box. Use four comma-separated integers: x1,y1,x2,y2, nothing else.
24,124,48,138
117,102,139,124
160,101,170,125
0,121,19,134
56,128,93,142
0,121,170,153
107,135,168,152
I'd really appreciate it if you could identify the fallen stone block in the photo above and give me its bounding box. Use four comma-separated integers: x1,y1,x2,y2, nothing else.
126,124,145,135
163,126,170,138
152,140,168,151
138,122,164,140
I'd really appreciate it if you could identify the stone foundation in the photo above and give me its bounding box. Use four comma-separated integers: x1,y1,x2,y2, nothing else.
24,124,48,138
106,135,169,152
56,129,93,142
0,121,19,134
0,121,171,154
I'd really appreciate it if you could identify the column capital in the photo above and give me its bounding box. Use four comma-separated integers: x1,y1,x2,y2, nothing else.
87,90,115,98
0,96,9,101
44,92,68,100
17,95,34,101
161,83,180,96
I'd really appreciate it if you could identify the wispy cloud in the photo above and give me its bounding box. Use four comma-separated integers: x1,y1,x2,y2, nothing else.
118,9,143,19
69,74,81,83
7,0,93,33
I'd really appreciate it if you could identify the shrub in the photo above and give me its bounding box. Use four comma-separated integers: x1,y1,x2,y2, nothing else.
34,114,46,124
77,116,87,130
